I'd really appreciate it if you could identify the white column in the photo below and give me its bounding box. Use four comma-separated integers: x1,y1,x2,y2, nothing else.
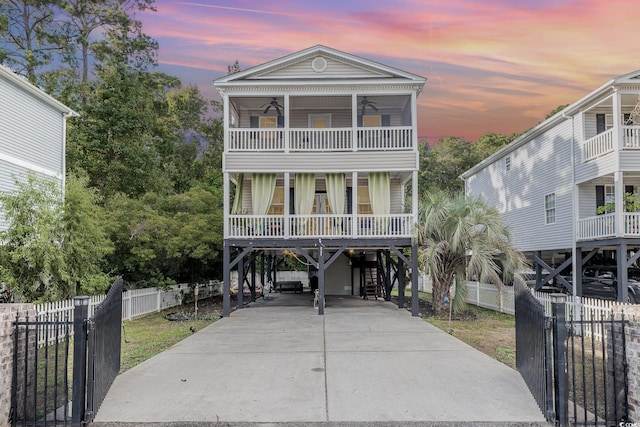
284,172,290,238
284,94,290,153
223,95,229,152
411,91,418,151
615,171,624,236
412,170,418,235
352,171,358,237
352,94,358,151
223,172,230,239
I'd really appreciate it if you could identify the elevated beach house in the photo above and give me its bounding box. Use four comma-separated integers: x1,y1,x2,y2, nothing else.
214,46,426,315
0,65,77,231
461,70,640,303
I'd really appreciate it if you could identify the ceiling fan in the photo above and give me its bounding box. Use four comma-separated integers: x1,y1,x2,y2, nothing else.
360,97,378,116
262,98,283,116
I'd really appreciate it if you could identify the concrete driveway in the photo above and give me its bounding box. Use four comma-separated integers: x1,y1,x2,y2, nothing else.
94,294,547,426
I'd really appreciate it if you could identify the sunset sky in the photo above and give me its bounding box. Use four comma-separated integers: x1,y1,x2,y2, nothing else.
139,0,640,142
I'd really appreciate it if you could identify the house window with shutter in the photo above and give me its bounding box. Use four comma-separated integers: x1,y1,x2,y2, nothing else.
545,193,556,224
505,156,511,172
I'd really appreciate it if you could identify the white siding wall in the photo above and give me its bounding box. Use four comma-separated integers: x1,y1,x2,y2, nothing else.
238,108,407,128
574,110,618,184
467,120,574,252
251,56,389,80
0,77,65,175
226,151,417,173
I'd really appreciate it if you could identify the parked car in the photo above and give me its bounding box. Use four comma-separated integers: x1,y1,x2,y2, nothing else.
566,266,640,304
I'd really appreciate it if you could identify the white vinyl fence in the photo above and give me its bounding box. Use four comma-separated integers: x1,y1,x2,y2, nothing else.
462,280,630,341
35,280,222,321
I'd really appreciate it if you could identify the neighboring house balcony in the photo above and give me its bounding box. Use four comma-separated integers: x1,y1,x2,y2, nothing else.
576,175,640,240
580,91,640,162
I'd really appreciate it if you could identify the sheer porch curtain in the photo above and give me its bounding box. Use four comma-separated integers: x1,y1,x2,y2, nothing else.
295,173,316,234
326,173,345,234
231,173,244,214
368,172,390,231
251,173,277,215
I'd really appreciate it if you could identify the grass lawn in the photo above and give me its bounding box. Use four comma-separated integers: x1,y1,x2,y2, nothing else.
120,298,221,373
391,288,517,369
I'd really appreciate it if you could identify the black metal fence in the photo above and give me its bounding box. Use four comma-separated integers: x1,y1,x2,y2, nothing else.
515,281,629,427
85,277,123,423
11,311,73,425
11,278,123,426
515,281,554,419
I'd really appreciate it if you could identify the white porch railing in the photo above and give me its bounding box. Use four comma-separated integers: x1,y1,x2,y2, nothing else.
228,213,414,239
582,128,614,162
576,213,616,240
227,127,413,152
622,125,640,149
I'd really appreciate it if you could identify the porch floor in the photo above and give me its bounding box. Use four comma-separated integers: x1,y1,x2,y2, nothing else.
95,291,545,425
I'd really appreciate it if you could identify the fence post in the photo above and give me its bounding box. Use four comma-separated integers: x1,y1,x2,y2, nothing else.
551,293,568,427
72,296,89,426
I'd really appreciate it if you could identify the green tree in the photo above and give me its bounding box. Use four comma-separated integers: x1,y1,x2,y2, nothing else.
419,136,479,194
0,0,60,83
474,132,517,160
63,173,114,295
0,173,65,302
415,190,526,315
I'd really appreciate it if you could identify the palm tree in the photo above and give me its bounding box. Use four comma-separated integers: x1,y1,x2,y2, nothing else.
415,190,526,315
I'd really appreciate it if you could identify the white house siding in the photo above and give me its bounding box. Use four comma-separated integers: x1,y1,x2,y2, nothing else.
0,77,64,175
250,56,389,80
237,108,408,128
620,152,640,171
225,151,417,173
467,121,574,252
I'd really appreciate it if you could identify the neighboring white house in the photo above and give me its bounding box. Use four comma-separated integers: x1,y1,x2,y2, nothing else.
461,70,640,302
214,45,426,315
0,65,77,230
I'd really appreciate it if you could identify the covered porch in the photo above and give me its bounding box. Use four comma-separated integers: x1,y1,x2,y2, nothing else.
576,172,640,241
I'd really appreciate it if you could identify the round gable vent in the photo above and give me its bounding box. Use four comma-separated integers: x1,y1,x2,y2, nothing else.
311,57,327,73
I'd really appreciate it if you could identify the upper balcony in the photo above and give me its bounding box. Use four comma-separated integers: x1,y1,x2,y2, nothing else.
225,94,416,154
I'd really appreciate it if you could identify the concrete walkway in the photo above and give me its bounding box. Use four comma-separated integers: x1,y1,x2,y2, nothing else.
94,294,548,426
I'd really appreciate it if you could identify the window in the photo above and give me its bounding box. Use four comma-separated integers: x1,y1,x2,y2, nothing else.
505,156,511,172
268,187,284,215
545,193,556,224
604,185,614,205
357,186,372,214
259,117,277,128
363,115,381,127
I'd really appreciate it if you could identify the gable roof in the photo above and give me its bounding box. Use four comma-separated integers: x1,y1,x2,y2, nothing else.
0,64,78,116
214,45,426,90
460,70,640,179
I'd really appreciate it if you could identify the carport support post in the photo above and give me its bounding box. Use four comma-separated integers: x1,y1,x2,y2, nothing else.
318,245,325,315
411,244,419,316
617,243,629,303
551,294,568,427
237,256,244,309
223,244,231,317
71,296,89,426
397,257,405,308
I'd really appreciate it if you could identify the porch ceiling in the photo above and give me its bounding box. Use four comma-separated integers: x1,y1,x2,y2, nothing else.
230,95,410,111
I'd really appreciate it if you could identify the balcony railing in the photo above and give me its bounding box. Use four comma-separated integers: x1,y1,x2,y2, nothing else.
227,213,414,239
577,213,616,240
582,126,640,162
582,129,614,162
227,127,413,152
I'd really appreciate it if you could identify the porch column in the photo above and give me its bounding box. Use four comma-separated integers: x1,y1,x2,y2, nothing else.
318,246,325,315
617,243,629,303
351,94,358,152
261,253,265,293
412,170,418,227
284,95,290,153
284,172,290,238
385,249,392,301
223,172,230,238
615,171,624,237
613,90,622,154
352,171,358,238
223,243,231,317
237,256,244,310
398,257,405,308
574,248,582,298
250,255,257,302
411,91,418,151
411,243,419,316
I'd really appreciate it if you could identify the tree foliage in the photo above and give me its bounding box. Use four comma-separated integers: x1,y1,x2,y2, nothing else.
415,190,526,315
